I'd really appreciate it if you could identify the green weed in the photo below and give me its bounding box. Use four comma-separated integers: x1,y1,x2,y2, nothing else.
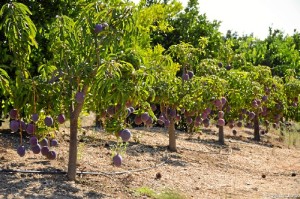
134,186,187,199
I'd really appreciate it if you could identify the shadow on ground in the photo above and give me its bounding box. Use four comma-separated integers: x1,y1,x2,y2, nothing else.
0,169,109,198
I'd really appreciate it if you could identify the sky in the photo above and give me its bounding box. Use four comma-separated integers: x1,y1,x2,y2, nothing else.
133,0,300,39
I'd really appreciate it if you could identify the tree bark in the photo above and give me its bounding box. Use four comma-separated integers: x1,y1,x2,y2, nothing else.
95,114,102,128
168,119,177,152
67,86,89,181
253,114,260,141
218,125,225,145
67,111,78,181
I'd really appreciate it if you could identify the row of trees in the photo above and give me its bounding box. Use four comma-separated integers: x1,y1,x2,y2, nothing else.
0,0,299,181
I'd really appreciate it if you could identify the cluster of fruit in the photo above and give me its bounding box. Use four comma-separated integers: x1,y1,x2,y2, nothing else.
9,108,64,159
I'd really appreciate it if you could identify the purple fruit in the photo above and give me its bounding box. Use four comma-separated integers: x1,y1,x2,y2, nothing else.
188,71,194,79
186,117,193,125
113,154,122,167
203,118,210,127
157,119,164,125
9,109,18,119
47,150,57,160
75,91,85,103
182,73,189,81
252,100,258,108
169,109,176,118
26,123,35,134
31,144,41,154
119,129,131,142
175,114,181,122
292,102,298,107
17,145,25,157
159,114,166,122
229,123,235,129
134,115,143,125
194,121,201,127
41,146,50,156
214,99,222,107
29,136,38,146
201,112,208,120
248,112,255,120
50,139,58,147
164,119,170,127
94,24,103,34
218,111,224,119
151,104,157,112
57,113,65,124
31,113,39,122
195,115,202,123
10,120,19,132
44,116,53,127
145,117,153,126
262,95,268,102
226,65,232,70
256,100,261,106
40,138,48,147
221,97,227,105
217,118,225,126
218,62,223,67
141,112,150,123
205,107,211,115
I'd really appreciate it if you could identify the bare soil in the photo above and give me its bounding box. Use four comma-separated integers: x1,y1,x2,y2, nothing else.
0,114,300,199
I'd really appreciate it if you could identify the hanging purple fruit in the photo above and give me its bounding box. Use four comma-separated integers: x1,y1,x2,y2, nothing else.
113,154,122,167
44,116,54,127
75,91,85,103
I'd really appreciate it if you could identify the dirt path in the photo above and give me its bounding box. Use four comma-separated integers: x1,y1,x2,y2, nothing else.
0,121,299,199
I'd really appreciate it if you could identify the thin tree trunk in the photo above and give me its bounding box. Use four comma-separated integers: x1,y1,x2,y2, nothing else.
218,125,225,145
253,114,260,141
168,119,177,152
67,86,89,181
67,112,78,181
95,114,101,128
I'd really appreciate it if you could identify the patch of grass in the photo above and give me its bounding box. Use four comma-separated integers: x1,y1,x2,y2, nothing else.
77,142,85,161
157,189,187,199
280,122,300,148
134,186,156,198
284,131,300,148
134,187,187,199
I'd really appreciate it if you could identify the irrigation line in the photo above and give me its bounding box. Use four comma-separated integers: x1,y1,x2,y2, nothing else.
0,159,168,176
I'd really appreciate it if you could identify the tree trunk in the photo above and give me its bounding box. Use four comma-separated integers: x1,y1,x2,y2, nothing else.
218,125,225,145
67,86,88,181
253,114,260,141
67,112,78,181
168,119,177,152
95,114,101,128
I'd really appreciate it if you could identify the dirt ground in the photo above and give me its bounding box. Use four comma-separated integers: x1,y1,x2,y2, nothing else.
0,114,300,199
